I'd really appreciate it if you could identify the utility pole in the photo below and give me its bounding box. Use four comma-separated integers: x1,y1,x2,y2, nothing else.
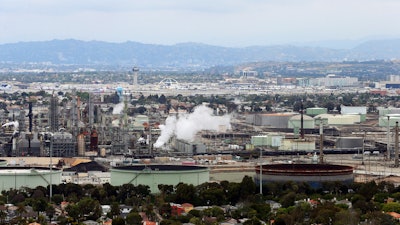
395,122,399,167
259,147,262,195
387,116,391,160
316,118,326,164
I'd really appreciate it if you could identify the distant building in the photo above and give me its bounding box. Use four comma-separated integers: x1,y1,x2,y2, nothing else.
245,113,296,128
389,75,400,82
175,139,206,154
310,74,358,88
340,105,367,122
240,70,258,79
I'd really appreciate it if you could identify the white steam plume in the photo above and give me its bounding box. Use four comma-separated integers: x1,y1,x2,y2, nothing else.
112,102,125,114
154,105,231,148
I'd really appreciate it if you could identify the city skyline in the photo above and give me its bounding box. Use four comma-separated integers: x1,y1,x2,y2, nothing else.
1,0,399,48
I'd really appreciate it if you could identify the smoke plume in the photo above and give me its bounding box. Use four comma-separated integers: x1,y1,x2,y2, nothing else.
154,105,231,148
112,102,125,114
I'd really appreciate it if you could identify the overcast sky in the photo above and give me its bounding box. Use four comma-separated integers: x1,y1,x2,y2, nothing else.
0,0,399,47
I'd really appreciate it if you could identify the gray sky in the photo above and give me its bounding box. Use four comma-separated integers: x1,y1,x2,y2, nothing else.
0,0,399,47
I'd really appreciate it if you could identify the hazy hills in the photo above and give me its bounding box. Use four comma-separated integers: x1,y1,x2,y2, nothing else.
0,39,399,69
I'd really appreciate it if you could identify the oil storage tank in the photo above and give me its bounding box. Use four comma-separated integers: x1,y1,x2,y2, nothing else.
0,159,7,166
0,167,62,191
255,163,353,188
288,114,315,129
111,164,209,193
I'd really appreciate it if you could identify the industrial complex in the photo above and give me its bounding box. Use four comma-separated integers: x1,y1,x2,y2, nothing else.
2,67,400,194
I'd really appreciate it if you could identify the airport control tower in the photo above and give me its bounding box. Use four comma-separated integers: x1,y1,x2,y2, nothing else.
132,67,139,86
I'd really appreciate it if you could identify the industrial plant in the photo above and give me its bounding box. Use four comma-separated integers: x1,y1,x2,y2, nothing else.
2,67,400,195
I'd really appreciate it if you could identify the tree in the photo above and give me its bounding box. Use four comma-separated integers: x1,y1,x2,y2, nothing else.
310,202,339,225
112,216,126,225
382,202,400,213
126,212,143,225
175,183,196,204
293,101,302,112
109,202,121,218
240,176,256,200
134,106,147,114
15,203,27,219
32,198,48,218
243,217,262,225
63,183,83,200
158,94,167,104
46,204,55,222
336,104,341,113
51,194,64,205
65,204,80,222
76,91,90,101
334,210,359,225
202,206,225,221
363,211,396,225
160,219,182,225
78,197,102,221
323,101,335,111
189,217,202,225
0,209,6,225
197,183,226,206
358,181,378,201
250,203,271,222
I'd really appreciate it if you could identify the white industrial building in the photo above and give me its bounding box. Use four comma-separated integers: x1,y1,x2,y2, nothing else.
245,113,296,128
310,75,358,88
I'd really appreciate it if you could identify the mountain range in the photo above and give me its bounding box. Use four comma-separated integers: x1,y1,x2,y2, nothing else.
0,39,400,69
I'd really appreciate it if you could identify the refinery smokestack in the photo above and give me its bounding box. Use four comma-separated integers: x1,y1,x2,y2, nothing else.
132,67,139,86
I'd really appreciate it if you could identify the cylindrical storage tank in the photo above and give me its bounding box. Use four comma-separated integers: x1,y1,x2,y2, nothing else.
336,137,363,149
111,165,209,193
379,115,400,127
342,114,361,123
288,114,315,129
90,128,99,152
0,160,7,167
77,134,85,156
255,164,353,189
100,148,106,157
317,114,355,125
0,167,62,191
330,115,355,125
379,107,400,116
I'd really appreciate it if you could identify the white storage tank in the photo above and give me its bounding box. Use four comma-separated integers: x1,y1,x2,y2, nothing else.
378,107,400,116
379,114,400,127
0,160,7,167
0,167,62,191
111,165,209,193
288,114,315,129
